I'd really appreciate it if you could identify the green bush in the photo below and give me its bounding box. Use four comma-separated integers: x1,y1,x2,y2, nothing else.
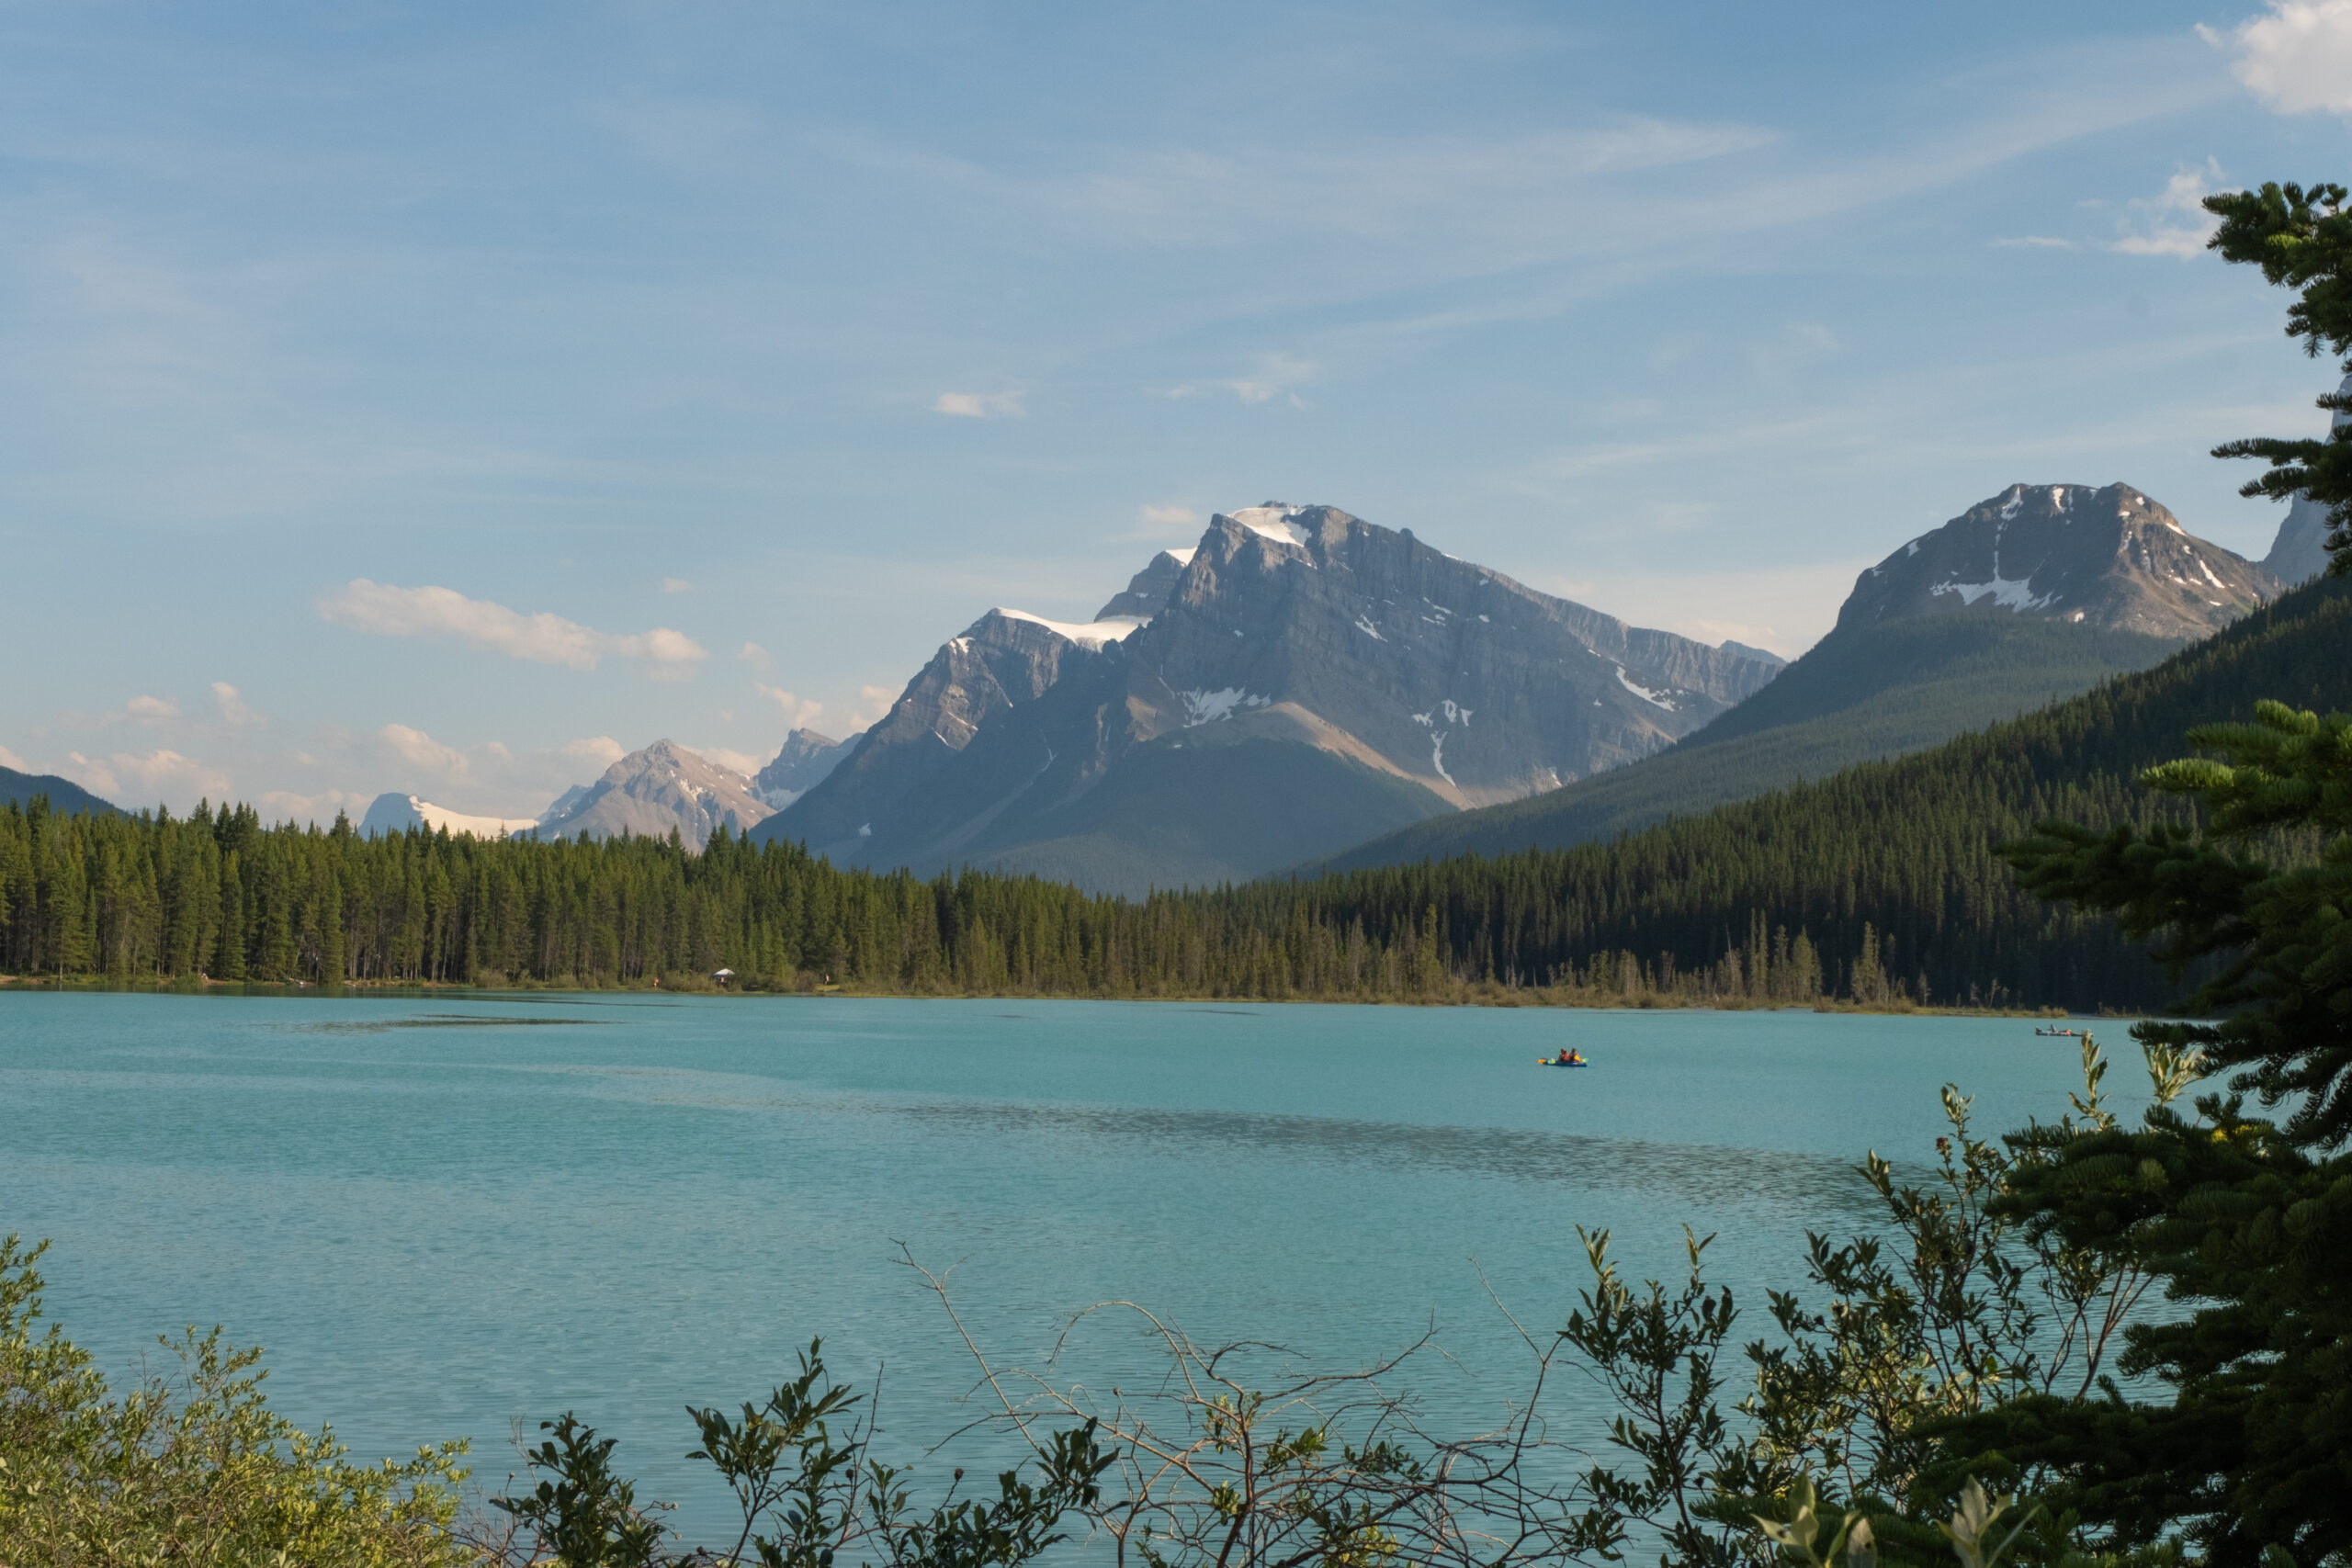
0,1235,469,1567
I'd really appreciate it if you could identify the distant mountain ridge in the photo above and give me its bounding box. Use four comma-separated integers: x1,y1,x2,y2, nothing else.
1318,480,2274,873
0,766,120,818
753,502,1783,892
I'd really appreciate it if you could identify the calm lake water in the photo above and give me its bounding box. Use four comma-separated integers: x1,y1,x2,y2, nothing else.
0,993,2134,1541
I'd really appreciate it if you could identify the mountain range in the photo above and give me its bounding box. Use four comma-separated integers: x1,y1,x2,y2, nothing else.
747,503,1785,892
335,482,2290,888
1321,480,2278,871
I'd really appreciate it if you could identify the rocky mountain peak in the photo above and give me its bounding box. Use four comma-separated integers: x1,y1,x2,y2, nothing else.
537,739,772,848
1837,482,2278,641
759,501,1792,887
1095,547,1194,620
752,728,854,809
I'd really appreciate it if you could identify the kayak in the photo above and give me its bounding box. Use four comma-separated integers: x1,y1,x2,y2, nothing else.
1538,1057,1591,1067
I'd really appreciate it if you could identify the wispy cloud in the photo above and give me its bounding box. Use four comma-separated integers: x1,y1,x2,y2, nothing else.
1990,234,2075,249
316,581,708,679
687,743,764,777
2109,163,2223,258
64,747,230,804
755,683,826,727
1170,353,1317,406
212,682,261,727
2205,1,2352,116
560,736,627,771
123,694,177,722
0,744,28,773
737,641,775,671
379,722,469,780
933,389,1025,418
1139,503,1197,525
661,577,694,593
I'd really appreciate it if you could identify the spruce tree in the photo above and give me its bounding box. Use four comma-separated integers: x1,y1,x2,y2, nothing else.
2205,181,2352,569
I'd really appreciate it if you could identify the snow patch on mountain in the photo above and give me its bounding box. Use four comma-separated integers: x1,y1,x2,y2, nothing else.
994,609,1150,647
1614,667,1677,711
1930,571,2054,612
1182,688,1272,726
1226,504,1314,549
359,793,534,840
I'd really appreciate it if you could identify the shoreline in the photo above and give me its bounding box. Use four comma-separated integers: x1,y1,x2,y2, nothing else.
0,973,2102,1019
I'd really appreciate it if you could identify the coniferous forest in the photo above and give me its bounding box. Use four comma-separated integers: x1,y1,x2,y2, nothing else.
6,576,2346,1012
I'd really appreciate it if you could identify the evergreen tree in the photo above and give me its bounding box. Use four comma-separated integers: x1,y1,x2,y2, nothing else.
2204,181,2352,568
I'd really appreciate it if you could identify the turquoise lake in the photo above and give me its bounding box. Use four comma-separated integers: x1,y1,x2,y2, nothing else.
0,993,2136,1541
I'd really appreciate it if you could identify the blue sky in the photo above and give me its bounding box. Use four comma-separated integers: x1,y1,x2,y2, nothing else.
5,0,2350,819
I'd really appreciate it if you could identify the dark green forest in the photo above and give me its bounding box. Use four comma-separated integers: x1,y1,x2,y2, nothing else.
5,577,2346,1010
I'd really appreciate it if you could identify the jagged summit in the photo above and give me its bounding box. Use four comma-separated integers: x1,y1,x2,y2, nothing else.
1838,482,2277,641
1093,547,1193,620
752,502,1784,891
537,739,771,849
752,728,854,809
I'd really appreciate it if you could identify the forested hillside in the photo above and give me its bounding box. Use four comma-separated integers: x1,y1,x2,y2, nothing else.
3,576,2346,1009
0,766,117,818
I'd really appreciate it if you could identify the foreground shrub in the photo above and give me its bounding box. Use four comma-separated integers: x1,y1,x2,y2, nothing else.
0,1234,469,1567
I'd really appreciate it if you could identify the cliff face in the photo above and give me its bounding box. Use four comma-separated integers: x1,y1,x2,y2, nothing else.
1112,505,1782,807
756,502,1780,892
1838,483,2277,640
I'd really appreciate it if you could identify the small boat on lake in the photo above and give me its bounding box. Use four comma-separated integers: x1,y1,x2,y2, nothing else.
1540,1051,1590,1068
2035,1026,2082,1037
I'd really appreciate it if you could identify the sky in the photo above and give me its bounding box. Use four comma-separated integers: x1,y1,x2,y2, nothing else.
4,0,2352,821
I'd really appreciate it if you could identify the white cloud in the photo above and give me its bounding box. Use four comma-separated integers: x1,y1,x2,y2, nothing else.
124,694,177,722
1170,353,1317,405
2109,163,2222,258
1140,503,1198,526
2208,1,2352,116
852,683,900,727
378,723,469,781
661,577,694,593
933,389,1026,419
687,744,764,777
1989,235,2075,249
316,580,708,679
259,787,371,825
756,683,826,727
737,641,774,671
560,736,628,770
212,682,261,727
64,748,231,804
0,744,28,772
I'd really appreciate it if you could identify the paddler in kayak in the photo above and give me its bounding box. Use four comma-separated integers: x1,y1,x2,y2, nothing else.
1548,1049,1586,1066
